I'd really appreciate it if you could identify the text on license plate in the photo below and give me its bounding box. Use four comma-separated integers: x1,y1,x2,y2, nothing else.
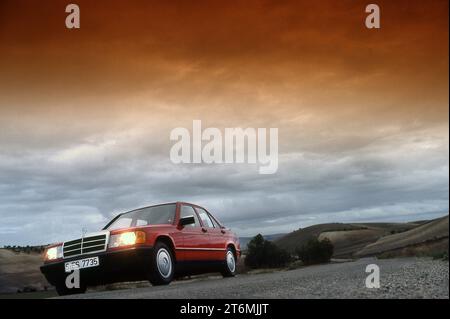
65,257,99,272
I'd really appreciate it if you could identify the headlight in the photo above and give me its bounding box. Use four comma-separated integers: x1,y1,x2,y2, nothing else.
45,245,63,261
108,231,146,248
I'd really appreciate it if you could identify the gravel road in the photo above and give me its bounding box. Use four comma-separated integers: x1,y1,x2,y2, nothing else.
59,257,449,299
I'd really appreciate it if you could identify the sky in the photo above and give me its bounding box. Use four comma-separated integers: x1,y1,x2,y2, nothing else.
0,0,448,245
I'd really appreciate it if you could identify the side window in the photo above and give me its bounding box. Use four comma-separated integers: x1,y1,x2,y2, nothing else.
136,219,148,226
208,214,220,228
197,208,215,228
180,205,200,228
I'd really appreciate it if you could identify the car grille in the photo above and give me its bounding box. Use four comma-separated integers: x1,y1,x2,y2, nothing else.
63,234,107,258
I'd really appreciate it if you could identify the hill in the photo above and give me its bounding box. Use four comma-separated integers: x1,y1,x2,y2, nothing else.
274,223,372,257
355,215,449,257
0,249,48,294
274,218,439,258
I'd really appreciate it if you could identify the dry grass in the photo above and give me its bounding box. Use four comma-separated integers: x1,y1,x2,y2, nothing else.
0,249,49,294
275,221,422,258
376,237,449,259
274,223,366,253
356,215,449,257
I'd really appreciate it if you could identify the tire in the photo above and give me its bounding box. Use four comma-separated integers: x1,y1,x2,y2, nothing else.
148,241,175,285
221,247,237,277
55,282,87,296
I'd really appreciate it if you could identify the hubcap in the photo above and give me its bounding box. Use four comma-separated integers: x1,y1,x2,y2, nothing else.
226,251,236,273
156,248,172,278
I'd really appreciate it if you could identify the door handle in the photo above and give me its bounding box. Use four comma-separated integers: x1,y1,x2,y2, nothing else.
201,228,207,233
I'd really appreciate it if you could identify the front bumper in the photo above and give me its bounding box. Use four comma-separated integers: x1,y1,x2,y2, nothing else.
40,246,153,287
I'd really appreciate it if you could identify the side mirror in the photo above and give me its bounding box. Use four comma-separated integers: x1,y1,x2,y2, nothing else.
179,215,195,227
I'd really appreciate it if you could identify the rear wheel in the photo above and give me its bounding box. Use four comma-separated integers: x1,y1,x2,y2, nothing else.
148,241,175,285
221,247,237,277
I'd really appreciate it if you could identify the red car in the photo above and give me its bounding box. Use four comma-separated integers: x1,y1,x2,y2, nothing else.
40,202,241,295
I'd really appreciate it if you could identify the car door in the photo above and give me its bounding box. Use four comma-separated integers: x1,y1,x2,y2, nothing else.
178,204,211,261
195,207,225,261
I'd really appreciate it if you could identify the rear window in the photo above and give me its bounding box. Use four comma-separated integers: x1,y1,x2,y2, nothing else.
107,204,176,230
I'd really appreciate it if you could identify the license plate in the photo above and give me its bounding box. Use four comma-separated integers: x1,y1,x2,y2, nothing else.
64,256,99,273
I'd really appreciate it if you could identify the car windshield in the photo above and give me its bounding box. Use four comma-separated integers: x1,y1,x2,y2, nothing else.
106,204,176,230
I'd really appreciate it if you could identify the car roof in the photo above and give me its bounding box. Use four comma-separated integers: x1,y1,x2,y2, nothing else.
102,202,217,230
113,201,207,219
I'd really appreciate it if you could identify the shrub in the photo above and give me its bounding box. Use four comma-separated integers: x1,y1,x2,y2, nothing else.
432,251,449,261
245,234,291,269
296,238,334,265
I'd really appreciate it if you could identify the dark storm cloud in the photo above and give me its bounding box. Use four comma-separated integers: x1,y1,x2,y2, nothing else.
0,0,448,244
0,122,447,244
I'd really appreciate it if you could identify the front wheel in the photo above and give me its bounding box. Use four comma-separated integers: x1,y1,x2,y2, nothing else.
148,241,175,285
221,248,237,277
